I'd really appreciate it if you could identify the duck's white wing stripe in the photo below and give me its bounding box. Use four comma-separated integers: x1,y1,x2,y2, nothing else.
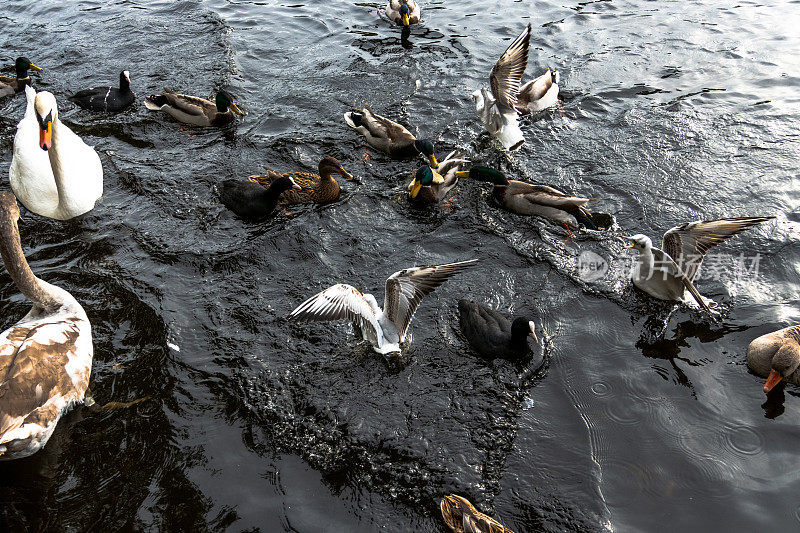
489,23,531,111
288,284,381,339
384,259,477,340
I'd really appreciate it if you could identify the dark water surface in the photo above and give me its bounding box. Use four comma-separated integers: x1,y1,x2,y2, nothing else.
1,0,800,531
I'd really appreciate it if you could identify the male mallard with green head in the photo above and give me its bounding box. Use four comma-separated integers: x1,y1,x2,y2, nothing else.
407,152,467,204
144,89,243,126
457,166,596,229
0,57,42,98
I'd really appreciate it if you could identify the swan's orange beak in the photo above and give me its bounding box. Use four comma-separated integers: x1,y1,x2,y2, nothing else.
39,120,52,151
763,369,783,393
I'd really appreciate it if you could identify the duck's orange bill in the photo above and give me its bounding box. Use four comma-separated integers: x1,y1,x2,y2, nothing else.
763,369,783,393
39,121,52,151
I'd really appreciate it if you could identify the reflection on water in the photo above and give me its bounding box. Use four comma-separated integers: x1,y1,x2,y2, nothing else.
1,0,800,531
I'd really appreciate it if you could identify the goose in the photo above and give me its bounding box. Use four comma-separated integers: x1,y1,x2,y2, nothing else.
248,157,353,205
288,260,477,355
440,494,513,533
344,106,439,168
9,86,103,220
69,70,135,112
218,176,301,220
0,192,93,460
472,23,531,151
0,57,42,98
622,217,774,311
747,326,800,394
386,0,420,26
144,89,243,127
458,300,541,363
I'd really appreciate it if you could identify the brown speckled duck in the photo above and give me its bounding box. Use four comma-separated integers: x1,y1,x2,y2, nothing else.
747,325,800,394
440,495,513,533
249,156,353,205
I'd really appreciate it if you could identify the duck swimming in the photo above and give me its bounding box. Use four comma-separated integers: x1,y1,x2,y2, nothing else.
248,156,353,205
458,300,541,364
456,166,596,229
407,152,467,204
144,89,243,126
0,192,93,460
219,176,301,220
9,86,104,220
288,260,477,356
344,106,439,168
516,68,560,114
69,70,135,112
0,57,41,99
622,217,774,311
747,326,800,394
386,0,420,26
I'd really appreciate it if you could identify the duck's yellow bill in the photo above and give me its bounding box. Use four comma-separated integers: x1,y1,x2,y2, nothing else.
455,171,470,178
229,101,244,115
764,369,783,393
339,166,353,179
402,14,410,26
427,154,438,169
29,63,42,72
409,180,423,198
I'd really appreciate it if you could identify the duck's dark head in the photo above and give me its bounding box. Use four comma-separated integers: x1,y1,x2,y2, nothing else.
764,346,800,394
215,90,244,115
413,139,438,169
399,3,411,26
408,165,444,198
319,156,353,179
455,166,509,186
511,317,538,344
15,56,42,78
119,70,131,92
276,176,302,192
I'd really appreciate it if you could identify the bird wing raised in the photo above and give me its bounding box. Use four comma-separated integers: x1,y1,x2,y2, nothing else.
288,284,381,340
489,23,531,111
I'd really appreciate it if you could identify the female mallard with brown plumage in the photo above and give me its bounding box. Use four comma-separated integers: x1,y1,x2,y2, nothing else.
0,57,42,98
747,325,800,394
440,494,514,533
248,156,353,205
0,192,93,460
144,89,243,126
407,152,468,204
457,166,597,229
344,106,439,168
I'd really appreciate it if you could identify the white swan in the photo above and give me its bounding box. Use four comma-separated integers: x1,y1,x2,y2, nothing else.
9,86,103,220
0,192,93,460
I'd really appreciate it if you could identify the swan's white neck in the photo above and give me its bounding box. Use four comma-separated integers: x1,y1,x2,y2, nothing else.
48,119,71,211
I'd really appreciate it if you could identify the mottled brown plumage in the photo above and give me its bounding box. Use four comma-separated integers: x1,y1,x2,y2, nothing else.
248,157,352,205
440,495,514,533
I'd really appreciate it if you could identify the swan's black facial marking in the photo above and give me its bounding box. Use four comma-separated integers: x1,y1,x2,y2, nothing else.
36,110,53,131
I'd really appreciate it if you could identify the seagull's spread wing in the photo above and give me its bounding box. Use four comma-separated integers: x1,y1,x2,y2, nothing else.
489,23,531,111
288,284,381,340
662,217,774,281
383,259,477,340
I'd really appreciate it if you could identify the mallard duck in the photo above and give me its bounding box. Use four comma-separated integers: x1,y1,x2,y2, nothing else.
621,217,774,311
456,166,596,229
248,156,353,205
458,300,541,364
0,192,93,460
440,494,513,533
219,176,301,220
288,260,477,355
344,106,439,168
747,326,800,394
472,24,530,151
69,70,134,112
144,89,243,126
9,87,103,220
0,57,41,98
386,0,420,26
407,151,467,204
516,68,560,114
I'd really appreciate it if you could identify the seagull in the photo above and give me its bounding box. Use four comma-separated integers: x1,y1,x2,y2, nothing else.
622,217,774,311
288,260,477,355
472,23,531,151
